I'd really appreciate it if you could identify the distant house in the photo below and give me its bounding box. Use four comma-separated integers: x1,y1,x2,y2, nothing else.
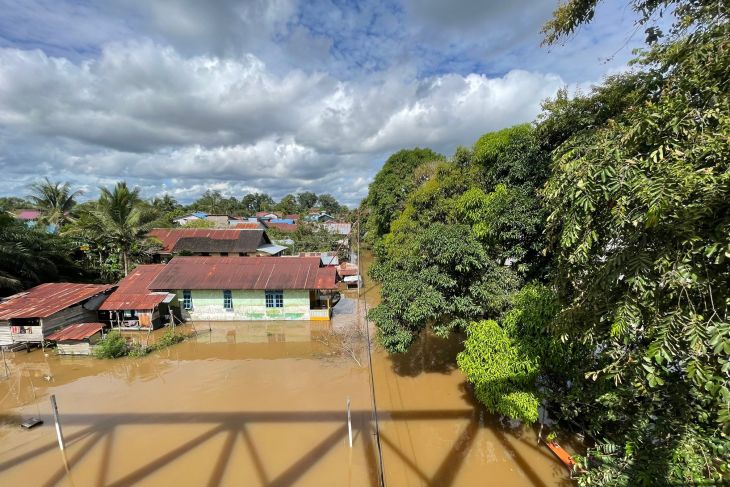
205,214,237,227
173,212,208,226
98,264,178,330
284,214,300,223
148,256,338,321
305,213,335,223
321,222,352,235
147,228,286,258
0,283,114,347
255,211,280,222
46,322,105,356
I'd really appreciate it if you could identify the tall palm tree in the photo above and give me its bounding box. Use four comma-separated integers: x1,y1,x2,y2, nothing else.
28,178,82,229
92,182,144,276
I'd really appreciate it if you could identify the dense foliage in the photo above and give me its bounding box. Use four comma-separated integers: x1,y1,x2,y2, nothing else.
364,1,730,484
0,213,95,295
365,148,444,240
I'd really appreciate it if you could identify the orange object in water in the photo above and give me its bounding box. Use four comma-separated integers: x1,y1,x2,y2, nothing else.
546,440,577,471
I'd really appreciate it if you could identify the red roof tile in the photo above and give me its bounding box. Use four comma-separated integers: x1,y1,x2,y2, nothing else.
46,322,104,341
99,265,170,311
0,283,114,320
148,256,337,291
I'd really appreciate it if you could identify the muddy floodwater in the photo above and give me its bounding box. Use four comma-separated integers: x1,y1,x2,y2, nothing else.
0,252,570,486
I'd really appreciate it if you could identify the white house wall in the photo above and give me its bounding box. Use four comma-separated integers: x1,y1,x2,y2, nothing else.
176,289,311,321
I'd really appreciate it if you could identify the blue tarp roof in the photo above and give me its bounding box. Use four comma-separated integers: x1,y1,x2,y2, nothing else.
192,212,208,219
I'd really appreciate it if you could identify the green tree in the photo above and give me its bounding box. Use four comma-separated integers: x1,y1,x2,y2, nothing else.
458,284,565,424
365,148,444,241
537,1,730,483
191,190,226,214
150,194,181,213
0,197,31,212
369,223,519,352
275,194,298,216
0,213,92,295
241,193,275,213
296,191,318,212
316,193,342,216
27,178,82,229
84,182,148,276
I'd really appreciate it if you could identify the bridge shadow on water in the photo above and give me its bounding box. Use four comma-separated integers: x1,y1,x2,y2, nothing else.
0,407,570,487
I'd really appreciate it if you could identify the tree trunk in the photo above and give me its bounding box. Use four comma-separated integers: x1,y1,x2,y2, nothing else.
123,251,129,276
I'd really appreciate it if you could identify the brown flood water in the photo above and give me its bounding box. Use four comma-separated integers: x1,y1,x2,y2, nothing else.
0,251,570,486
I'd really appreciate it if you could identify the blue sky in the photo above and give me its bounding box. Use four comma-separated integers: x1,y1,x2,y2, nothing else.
0,0,649,206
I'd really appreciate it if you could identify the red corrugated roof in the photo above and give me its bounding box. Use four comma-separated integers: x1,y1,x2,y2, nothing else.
99,264,170,311
0,283,114,320
46,322,104,341
148,228,248,252
148,256,337,290
233,222,261,229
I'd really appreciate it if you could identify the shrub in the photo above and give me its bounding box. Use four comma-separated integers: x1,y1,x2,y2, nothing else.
150,330,186,351
92,331,128,359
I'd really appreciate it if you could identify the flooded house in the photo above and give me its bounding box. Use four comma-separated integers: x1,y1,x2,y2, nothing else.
0,283,114,347
98,264,179,330
147,255,338,321
46,322,104,355
148,228,287,259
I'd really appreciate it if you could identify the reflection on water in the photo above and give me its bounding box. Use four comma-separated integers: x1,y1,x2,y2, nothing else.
0,251,570,486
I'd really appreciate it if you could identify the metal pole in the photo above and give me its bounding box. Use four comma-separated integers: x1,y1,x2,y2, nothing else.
50,394,66,451
347,396,353,448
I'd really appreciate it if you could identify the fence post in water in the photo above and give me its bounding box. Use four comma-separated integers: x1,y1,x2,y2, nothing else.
1,347,9,379
50,394,66,451
347,396,353,448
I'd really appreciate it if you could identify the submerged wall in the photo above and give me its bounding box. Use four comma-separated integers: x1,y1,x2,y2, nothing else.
176,289,311,321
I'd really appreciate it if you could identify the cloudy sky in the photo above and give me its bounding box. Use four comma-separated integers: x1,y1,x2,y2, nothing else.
0,0,647,206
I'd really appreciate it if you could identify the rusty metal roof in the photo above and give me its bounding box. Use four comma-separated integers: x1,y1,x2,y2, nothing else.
266,222,298,233
148,256,337,290
147,228,269,253
0,283,114,320
46,322,104,341
99,264,170,311
232,222,263,230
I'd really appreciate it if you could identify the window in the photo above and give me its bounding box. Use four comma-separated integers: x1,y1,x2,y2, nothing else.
183,290,193,310
223,290,233,310
265,289,284,308
220,252,228,256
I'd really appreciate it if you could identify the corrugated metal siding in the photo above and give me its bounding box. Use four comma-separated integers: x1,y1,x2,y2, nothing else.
57,343,92,355
41,305,98,334
0,325,12,345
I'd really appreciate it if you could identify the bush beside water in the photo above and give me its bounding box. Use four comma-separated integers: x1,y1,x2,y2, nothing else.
93,329,189,359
